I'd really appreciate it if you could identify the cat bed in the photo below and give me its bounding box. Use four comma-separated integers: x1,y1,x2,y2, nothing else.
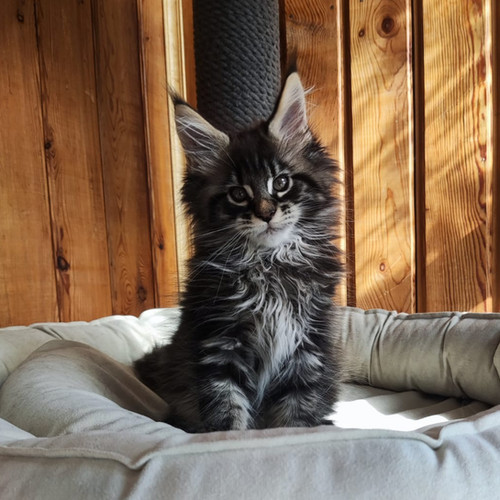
1,307,500,498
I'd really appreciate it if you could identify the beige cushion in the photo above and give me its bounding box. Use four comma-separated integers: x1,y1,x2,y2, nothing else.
0,307,499,498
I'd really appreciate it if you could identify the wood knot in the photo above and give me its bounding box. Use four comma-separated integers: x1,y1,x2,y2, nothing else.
17,10,24,23
358,28,365,37
379,262,386,272
44,141,52,150
57,255,70,272
377,14,399,38
137,286,147,303
381,16,394,34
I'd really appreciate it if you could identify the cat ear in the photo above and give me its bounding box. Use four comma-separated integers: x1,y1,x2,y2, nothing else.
173,99,229,168
268,72,309,143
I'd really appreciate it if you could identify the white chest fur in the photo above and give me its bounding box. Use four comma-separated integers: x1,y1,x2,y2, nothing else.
232,258,315,403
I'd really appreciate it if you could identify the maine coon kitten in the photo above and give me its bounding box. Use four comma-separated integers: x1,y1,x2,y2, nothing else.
135,71,343,432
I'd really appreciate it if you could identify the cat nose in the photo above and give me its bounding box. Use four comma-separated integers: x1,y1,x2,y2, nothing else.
259,210,276,223
254,199,277,223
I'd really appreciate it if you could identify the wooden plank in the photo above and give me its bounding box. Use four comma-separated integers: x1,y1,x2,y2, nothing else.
421,0,493,312
36,0,112,321
349,0,415,312
181,0,197,106
137,0,180,307
283,0,349,305
163,0,195,290
92,0,155,315
0,0,58,326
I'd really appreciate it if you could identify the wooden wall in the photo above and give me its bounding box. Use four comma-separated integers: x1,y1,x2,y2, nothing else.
0,0,498,326
284,0,499,313
0,0,193,326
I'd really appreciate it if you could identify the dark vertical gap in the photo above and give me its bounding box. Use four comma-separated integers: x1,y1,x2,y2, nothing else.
341,0,356,307
34,0,61,321
412,0,426,313
89,0,114,313
492,0,500,311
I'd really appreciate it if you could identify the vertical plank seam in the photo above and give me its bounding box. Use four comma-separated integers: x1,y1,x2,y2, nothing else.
340,0,356,307
33,0,61,322
411,0,426,312
490,0,500,310
484,0,494,311
405,0,416,313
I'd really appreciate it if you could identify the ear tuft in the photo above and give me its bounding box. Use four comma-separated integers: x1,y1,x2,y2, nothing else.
268,72,309,142
174,101,229,165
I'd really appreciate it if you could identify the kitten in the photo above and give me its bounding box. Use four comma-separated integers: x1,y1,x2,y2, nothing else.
135,71,343,432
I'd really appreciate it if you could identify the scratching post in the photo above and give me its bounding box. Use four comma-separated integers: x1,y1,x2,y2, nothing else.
192,0,281,135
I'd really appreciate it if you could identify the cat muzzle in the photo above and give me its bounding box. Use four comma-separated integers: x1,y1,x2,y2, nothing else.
254,199,277,223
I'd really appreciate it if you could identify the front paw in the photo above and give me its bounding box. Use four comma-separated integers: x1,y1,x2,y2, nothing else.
200,378,253,432
264,399,326,428
203,407,251,432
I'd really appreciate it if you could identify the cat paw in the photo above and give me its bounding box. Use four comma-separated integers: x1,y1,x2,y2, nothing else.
203,410,251,432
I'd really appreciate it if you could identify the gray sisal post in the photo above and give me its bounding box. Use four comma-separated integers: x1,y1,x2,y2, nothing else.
192,0,281,135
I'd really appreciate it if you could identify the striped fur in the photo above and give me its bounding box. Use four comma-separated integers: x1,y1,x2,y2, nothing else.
135,72,343,432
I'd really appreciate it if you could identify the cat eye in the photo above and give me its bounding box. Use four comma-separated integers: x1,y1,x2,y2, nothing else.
228,186,248,204
273,174,290,192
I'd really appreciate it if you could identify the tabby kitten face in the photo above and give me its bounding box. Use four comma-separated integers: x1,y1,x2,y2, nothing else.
174,72,335,251
220,163,298,248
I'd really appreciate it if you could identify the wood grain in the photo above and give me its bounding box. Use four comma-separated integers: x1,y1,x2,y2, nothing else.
137,0,180,306
36,0,112,321
421,0,493,312
284,0,349,305
0,0,58,326
1,0,497,322
92,0,155,315
349,0,415,312
163,0,196,289
181,0,197,107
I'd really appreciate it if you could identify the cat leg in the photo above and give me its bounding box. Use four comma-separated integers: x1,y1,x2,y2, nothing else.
197,337,256,432
263,347,338,428
198,378,252,431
